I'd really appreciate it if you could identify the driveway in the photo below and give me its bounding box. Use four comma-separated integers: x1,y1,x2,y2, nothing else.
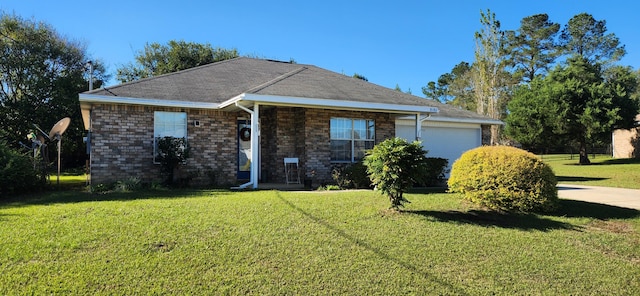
557,184,640,210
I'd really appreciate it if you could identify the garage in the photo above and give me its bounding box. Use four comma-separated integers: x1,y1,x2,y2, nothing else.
396,119,484,177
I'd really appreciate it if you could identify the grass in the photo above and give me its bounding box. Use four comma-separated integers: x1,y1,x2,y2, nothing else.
540,154,640,189
1,189,639,295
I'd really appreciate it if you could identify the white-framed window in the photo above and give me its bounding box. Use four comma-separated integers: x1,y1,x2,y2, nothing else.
154,111,187,163
330,117,375,162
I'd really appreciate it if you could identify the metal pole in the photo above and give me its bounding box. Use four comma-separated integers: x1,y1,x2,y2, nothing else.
87,61,93,91
57,136,61,186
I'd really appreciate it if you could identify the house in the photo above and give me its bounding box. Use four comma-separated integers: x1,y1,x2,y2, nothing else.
612,115,640,158
79,57,501,188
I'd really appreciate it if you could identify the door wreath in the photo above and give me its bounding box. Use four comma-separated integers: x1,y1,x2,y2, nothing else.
239,127,251,141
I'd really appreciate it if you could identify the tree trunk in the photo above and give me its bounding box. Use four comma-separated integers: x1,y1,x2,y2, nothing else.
579,140,591,165
490,125,500,145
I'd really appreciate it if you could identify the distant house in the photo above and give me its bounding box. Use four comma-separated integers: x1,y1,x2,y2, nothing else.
79,57,501,188
612,115,640,158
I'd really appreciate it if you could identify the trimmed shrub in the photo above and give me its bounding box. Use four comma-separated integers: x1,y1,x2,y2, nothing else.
448,146,558,213
0,141,45,196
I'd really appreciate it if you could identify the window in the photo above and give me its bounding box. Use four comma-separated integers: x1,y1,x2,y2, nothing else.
330,117,375,162
154,111,187,163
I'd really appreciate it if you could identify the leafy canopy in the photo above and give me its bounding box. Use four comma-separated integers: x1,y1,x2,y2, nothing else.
504,13,560,82
116,40,239,83
0,11,106,167
505,57,639,164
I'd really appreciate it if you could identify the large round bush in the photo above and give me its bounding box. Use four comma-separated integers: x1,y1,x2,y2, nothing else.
448,146,558,213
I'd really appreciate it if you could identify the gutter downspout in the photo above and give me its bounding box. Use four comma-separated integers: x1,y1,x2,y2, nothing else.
234,102,259,189
415,113,431,141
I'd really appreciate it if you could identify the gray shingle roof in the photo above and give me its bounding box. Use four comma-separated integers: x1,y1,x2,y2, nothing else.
85,57,499,123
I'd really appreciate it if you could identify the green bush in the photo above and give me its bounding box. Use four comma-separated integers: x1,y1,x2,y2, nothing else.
448,146,558,213
331,161,372,189
0,141,45,196
156,136,191,186
115,177,142,192
421,157,449,186
364,137,431,209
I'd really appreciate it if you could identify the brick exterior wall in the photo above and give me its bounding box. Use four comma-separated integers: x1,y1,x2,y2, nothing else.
89,104,237,186
260,107,394,185
89,104,395,187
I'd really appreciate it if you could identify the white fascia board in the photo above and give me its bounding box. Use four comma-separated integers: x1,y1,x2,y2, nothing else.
79,94,219,109
237,93,439,114
218,93,245,109
396,115,503,126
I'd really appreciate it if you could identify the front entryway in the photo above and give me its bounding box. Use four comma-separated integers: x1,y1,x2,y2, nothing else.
237,120,251,180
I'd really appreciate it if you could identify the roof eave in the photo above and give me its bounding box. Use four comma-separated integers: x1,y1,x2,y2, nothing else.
227,93,439,114
425,116,504,125
397,115,503,125
79,94,220,109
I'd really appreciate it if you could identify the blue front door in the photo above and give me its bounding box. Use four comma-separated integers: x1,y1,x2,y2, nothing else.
237,120,251,180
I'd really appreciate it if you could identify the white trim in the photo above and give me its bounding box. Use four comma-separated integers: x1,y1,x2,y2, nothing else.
80,92,440,115
234,102,259,189
238,93,439,114
251,103,259,188
79,94,219,109
397,115,502,126
425,116,503,125
218,93,245,109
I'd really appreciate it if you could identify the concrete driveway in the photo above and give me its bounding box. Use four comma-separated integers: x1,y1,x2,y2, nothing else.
557,184,640,210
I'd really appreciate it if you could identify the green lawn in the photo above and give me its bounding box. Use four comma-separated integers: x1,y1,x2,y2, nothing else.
1,189,639,295
541,154,640,189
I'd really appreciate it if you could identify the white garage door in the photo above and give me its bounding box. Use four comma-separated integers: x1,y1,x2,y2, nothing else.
396,124,481,177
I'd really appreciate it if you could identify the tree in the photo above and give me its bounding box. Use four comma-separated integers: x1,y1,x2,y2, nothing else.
422,73,453,102
363,137,431,209
422,81,441,102
559,13,625,64
422,61,475,108
504,78,566,151
0,12,106,168
352,73,368,81
116,40,238,83
505,13,560,82
471,9,513,144
505,57,639,164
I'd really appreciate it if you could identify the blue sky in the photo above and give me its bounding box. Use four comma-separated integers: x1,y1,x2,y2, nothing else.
2,0,639,95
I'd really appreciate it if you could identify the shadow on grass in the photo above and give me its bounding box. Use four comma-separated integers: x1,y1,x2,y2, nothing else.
0,188,234,208
591,158,640,165
403,209,575,231
404,199,640,230
562,158,640,166
275,192,470,295
556,176,608,182
552,199,640,220
408,187,449,194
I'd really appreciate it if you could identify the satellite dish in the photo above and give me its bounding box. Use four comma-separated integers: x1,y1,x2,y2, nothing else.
48,117,71,186
49,117,71,140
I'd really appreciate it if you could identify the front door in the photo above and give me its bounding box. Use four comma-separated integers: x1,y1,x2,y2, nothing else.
237,120,251,180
